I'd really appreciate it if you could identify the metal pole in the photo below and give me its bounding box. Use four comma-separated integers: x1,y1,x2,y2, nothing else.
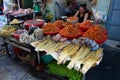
17,0,20,9
37,51,40,65
2,38,11,56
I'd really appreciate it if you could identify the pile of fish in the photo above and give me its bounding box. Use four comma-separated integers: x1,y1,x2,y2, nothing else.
32,38,103,74
7,8,33,16
20,28,43,44
52,34,99,50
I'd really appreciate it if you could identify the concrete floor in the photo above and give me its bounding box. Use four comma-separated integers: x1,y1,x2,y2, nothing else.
86,44,120,80
0,37,65,80
0,56,39,80
0,37,39,80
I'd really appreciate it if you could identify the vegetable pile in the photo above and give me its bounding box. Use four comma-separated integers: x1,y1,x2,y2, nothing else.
63,22,73,27
47,61,83,80
10,19,20,24
59,25,82,39
43,22,60,35
82,25,108,44
75,20,93,32
53,20,64,28
0,25,16,37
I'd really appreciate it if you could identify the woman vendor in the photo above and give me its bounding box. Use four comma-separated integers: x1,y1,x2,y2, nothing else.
74,4,91,23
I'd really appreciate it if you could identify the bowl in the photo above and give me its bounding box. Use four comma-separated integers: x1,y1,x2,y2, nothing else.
67,17,78,25
12,29,26,40
44,28,61,36
44,32,59,36
60,34,81,39
79,25,90,32
24,19,44,30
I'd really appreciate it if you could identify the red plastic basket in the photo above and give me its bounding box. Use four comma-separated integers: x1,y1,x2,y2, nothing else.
60,34,81,39
43,27,61,36
12,30,26,40
59,28,82,39
44,32,59,36
24,20,44,30
95,35,108,44
79,25,92,32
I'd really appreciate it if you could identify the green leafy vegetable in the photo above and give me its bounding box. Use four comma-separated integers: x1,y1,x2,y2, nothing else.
47,61,83,80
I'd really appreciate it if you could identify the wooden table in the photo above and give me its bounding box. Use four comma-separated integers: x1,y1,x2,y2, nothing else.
1,37,41,65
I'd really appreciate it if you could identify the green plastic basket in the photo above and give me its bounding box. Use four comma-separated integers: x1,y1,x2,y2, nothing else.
41,54,54,64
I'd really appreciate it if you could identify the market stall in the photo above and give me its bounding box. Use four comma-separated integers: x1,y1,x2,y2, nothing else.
6,8,34,24
0,16,108,80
